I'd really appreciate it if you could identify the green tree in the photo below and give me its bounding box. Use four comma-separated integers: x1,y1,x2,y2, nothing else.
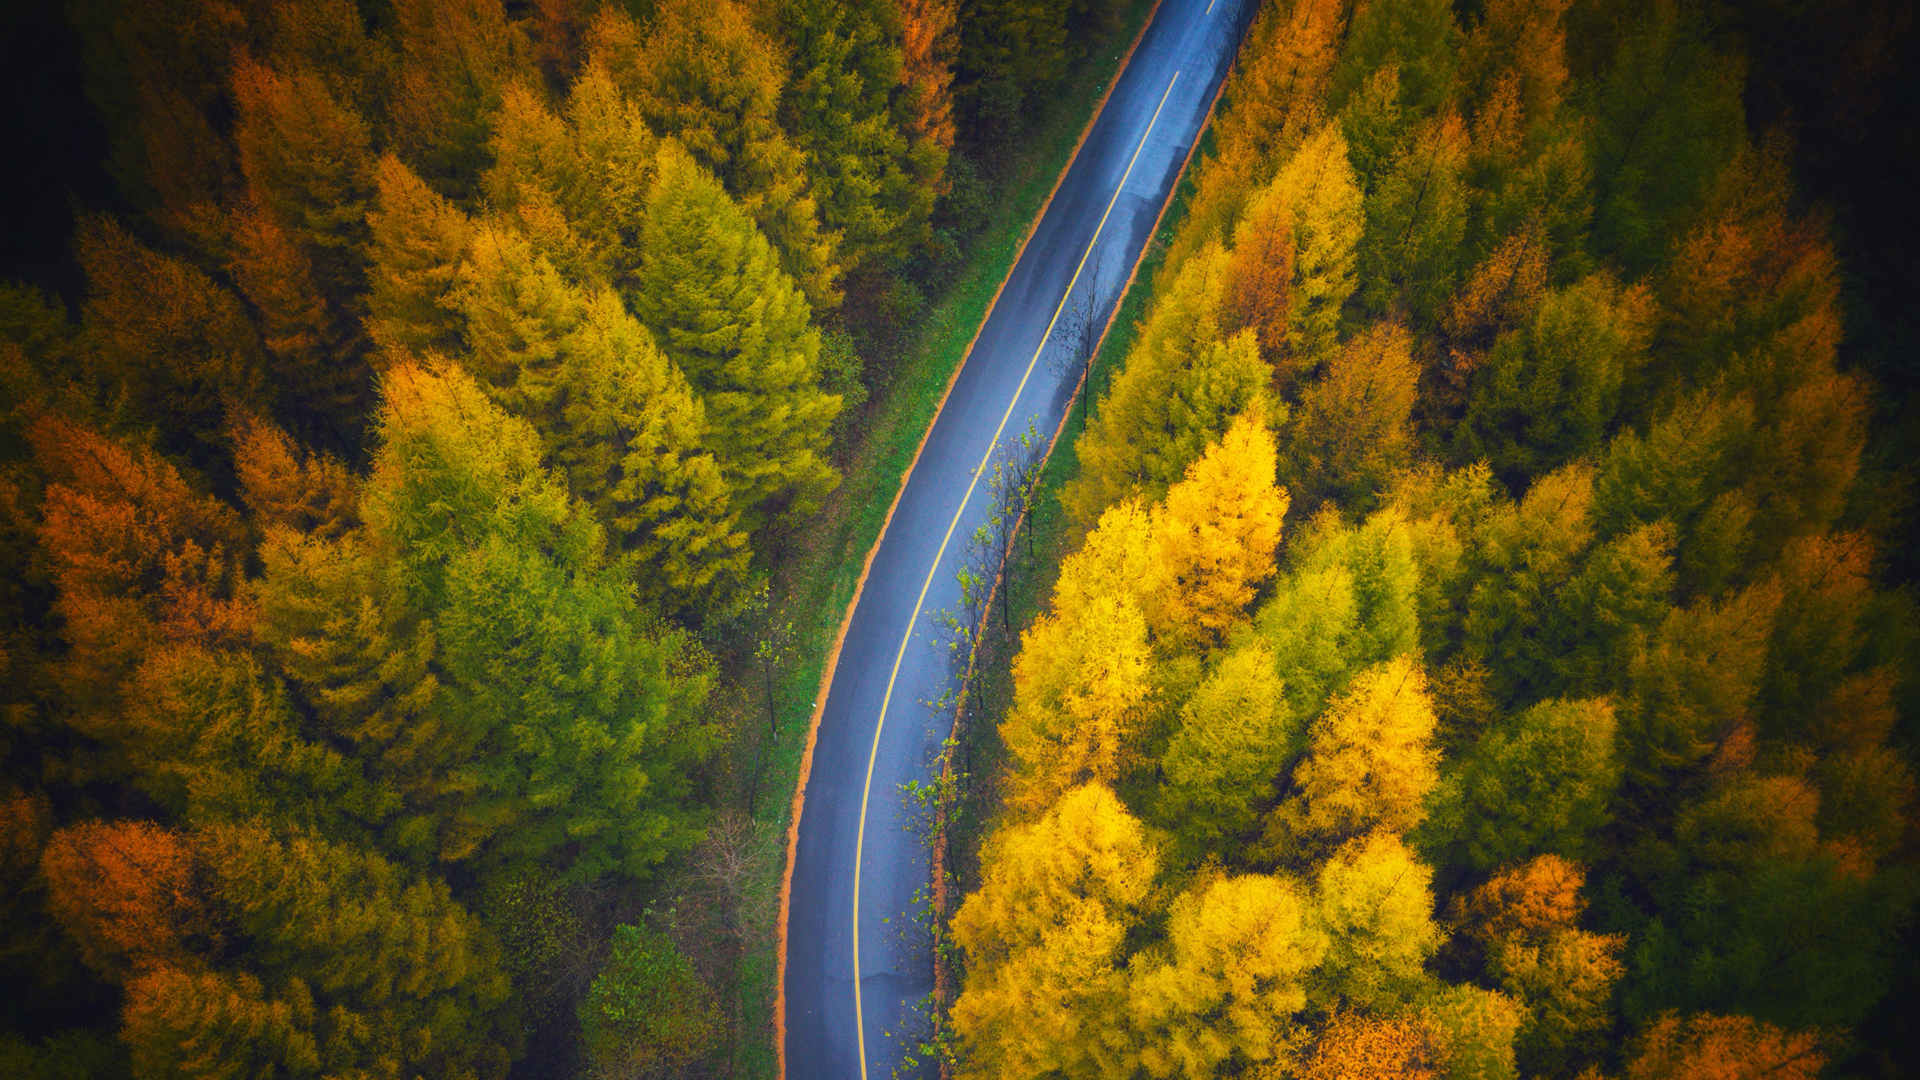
634,142,841,528
1157,642,1299,856
776,0,941,270
592,0,841,309
580,924,720,1076
1064,244,1272,526
1582,0,1746,273
366,153,474,358
1355,112,1471,328
452,222,748,606
259,363,716,876
1328,0,1460,120
1419,698,1620,871
1459,274,1652,484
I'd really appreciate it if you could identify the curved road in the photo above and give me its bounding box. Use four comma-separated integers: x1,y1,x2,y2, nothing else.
783,2,1250,1075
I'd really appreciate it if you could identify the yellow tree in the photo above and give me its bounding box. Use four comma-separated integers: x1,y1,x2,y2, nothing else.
1146,411,1287,648
1162,0,1346,283
366,153,473,359
1268,656,1440,857
952,784,1156,1079
1312,830,1442,1011
1064,244,1271,526
1001,501,1155,814
1129,873,1328,1077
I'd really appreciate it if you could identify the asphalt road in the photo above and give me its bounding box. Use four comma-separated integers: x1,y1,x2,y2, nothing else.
782,2,1250,1075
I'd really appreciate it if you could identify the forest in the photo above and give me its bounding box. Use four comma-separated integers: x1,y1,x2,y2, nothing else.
944,0,1920,1077
0,0,1148,1076
0,0,1914,1077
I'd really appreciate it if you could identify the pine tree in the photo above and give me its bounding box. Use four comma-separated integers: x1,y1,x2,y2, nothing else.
1583,0,1746,273
1129,873,1327,1076
29,418,255,746
1311,830,1442,1011
1157,642,1298,855
1001,501,1155,814
1284,322,1419,509
39,821,203,981
1455,856,1624,1075
366,153,474,359
591,0,841,308
1064,244,1272,526
1328,0,1460,119
1459,273,1652,484
1267,655,1440,858
1355,111,1471,329
776,0,940,270
1419,697,1620,871
951,784,1154,1079
387,0,534,199
75,217,267,468
259,363,717,875
1625,1013,1825,1080
1161,0,1347,286
634,142,841,528
1146,412,1287,649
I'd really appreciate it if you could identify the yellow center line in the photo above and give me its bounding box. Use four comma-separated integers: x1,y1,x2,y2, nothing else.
848,69,1182,1079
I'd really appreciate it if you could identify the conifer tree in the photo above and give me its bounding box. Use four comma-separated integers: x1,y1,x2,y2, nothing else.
634,143,841,528
1583,0,1746,272
1146,412,1287,649
259,363,716,875
898,0,960,159
1625,1013,1825,1080
1456,856,1625,1075
1129,873,1327,1076
388,0,534,198
1460,274,1652,484
1064,245,1272,526
75,218,267,467
952,783,1154,1079
1285,322,1419,509
1356,112,1471,328
1328,0,1460,119
1420,698,1620,871
1271,124,1366,369
1311,830,1441,1011
1157,642,1298,855
1267,655,1440,857
1000,501,1155,814
592,0,841,308
29,417,255,747
776,0,941,270
366,153,475,359
1161,0,1346,284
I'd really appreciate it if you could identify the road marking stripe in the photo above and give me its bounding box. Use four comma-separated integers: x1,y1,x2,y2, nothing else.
848,68,1183,1079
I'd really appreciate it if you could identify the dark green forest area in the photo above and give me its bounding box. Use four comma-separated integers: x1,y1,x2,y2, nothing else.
942,0,1920,1077
0,0,1147,1076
